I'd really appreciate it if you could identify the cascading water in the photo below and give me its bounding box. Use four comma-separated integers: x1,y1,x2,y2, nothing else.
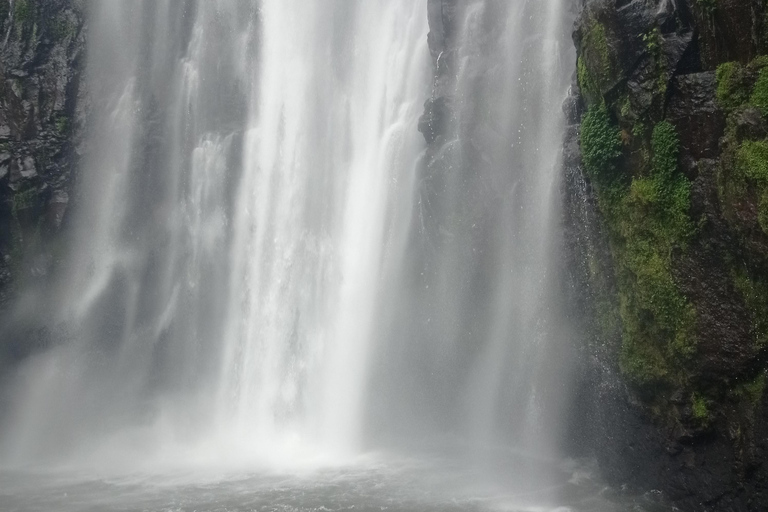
214,0,430,459
368,1,575,459
2,0,431,465
0,1,629,511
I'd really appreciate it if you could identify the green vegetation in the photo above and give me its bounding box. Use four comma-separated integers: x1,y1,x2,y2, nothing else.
736,140,768,182
50,14,76,40
619,96,632,120
580,103,622,183
716,62,749,111
692,393,709,420
13,0,33,40
14,0,32,24
648,27,667,94
55,114,68,135
581,113,696,388
620,124,696,385
578,21,613,102
740,372,767,405
750,68,768,115
642,27,660,55
584,22,611,77
717,57,768,235
716,58,768,112
575,11,768,442
733,141,768,232
733,269,768,348
577,57,598,99
714,57,768,354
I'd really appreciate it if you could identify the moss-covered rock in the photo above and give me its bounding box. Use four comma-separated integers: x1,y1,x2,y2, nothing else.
582,115,695,390
568,0,768,509
580,103,622,182
577,21,614,102
716,61,750,110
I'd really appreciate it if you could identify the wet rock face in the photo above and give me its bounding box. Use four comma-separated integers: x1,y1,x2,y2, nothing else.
419,0,460,144
667,72,724,161
0,0,86,309
566,0,768,509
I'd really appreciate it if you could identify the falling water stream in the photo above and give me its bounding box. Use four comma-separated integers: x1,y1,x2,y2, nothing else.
0,1,667,511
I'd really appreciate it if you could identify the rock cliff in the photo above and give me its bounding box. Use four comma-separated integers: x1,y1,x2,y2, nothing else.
0,0,85,365
564,0,768,509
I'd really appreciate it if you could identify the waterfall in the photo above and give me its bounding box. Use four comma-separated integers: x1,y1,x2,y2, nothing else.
0,0,574,475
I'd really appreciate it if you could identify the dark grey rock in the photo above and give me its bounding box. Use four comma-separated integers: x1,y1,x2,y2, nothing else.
731,106,768,141
565,0,768,510
0,0,87,310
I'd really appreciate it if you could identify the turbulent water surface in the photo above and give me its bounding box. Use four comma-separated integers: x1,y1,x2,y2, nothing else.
0,0,667,511
1,455,672,512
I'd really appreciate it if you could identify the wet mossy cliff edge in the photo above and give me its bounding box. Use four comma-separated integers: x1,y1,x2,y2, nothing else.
0,0,85,365
563,0,768,509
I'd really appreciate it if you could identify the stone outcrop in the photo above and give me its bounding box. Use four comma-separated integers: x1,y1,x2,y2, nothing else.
0,0,86,376
565,0,768,509
0,0,85,318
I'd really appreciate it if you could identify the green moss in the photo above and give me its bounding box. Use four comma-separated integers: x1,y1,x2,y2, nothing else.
734,140,768,233
737,140,768,181
718,56,768,233
632,122,647,138
641,27,668,95
55,114,68,135
588,120,696,388
580,103,622,185
577,56,599,99
716,62,749,111
748,55,768,70
691,393,709,423
733,269,768,348
731,372,767,411
652,121,678,174
642,27,660,55
587,23,611,75
620,323,670,386
49,14,76,40
579,21,613,101
741,372,767,404
13,0,33,39
14,0,31,24
692,393,709,420
750,68,768,115
619,96,632,120
760,189,768,233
